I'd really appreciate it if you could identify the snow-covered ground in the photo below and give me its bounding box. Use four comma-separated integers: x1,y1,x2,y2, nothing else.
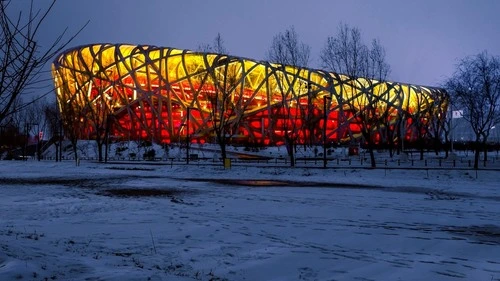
39,140,500,170
0,159,499,281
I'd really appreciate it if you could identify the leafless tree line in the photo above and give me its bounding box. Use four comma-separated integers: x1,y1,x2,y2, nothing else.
264,23,498,170
0,0,85,161
0,97,62,161
1,0,497,170
445,52,500,169
52,28,465,169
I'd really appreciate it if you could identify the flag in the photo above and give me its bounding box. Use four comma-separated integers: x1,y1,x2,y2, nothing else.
452,110,463,119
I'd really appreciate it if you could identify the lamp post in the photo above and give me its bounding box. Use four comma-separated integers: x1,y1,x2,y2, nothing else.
59,120,63,162
186,107,192,165
105,115,110,163
449,102,454,153
23,123,29,161
33,123,39,161
323,96,331,168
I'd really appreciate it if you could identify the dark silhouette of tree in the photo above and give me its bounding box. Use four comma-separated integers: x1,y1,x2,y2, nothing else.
197,33,227,54
0,0,86,124
445,52,500,169
21,98,49,160
320,23,391,167
267,26,311,167
426,91,450,157
203,55,244,164
44,102,63,161
195,34,244,164
55,48,114,162
408,90,434,160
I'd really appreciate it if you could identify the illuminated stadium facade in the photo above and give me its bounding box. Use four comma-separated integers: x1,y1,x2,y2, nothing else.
52,44,448,147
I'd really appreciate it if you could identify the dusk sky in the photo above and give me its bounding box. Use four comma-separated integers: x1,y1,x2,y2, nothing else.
15,0,500,87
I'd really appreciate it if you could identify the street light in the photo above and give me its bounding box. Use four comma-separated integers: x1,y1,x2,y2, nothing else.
186,107,194,164
323,96,332,168
33,123,40,161
23,123,29,160
104,114,115,163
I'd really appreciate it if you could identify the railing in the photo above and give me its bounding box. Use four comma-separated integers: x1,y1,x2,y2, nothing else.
39,154,500,170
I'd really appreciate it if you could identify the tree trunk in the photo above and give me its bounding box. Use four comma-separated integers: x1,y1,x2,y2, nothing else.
220,140,227,165
98,142,103,162
483,145,488,162
363,133,376,168
72,141,78,164
59,135,63,161
419,139,424,161
388,135,394,158
396,124,402,155
215,133,227,166
369,145,376,168
434,137,440,156
37,140,41,161
55,144,59,162
474,147,480,170
285,137,295,167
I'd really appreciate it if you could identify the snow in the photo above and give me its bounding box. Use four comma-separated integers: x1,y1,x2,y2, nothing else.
1,152,500,280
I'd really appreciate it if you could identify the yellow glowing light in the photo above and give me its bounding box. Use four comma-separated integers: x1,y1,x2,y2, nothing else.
52,43,448,145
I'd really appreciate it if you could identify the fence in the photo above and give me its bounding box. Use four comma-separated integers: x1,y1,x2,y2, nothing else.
40,153,500,170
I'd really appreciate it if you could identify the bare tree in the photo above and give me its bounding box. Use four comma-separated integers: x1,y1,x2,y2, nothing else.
426,91,449,157
0,97,24,158
267,26,310,68
58,96,84,163
6,98,38,160
267,26,311,167
22,97,49,160
203,55,244,164
55,44,121,163
445,52,500,169
197,33,228,54
320,23,391,167
0,115,24,159
76,80,110,162
196,33,245,164
321,24,368,78
380,85,404,158
0,0,86,124
408,91,433,160
44,102,62,161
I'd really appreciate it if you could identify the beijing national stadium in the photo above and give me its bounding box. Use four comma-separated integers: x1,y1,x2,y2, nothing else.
51,44,448,147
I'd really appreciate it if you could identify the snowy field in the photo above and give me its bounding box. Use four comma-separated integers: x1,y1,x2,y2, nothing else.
0,159,499,281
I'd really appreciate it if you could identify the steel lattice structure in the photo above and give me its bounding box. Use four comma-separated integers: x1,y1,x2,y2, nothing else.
52,44,448,146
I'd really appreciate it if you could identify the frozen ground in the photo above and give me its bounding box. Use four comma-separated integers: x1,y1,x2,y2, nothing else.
0,160,499,281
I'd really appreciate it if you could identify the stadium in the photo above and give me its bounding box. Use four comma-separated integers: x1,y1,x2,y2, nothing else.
51,44,448,147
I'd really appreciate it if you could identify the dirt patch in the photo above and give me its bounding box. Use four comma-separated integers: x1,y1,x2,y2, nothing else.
0,177,104,188
222,180,291,186
0,175,164,189
106,167,156,171
100,188,192,197
442,225,500,245
186,178,370,188
182,178,500,202
98,188,198,205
